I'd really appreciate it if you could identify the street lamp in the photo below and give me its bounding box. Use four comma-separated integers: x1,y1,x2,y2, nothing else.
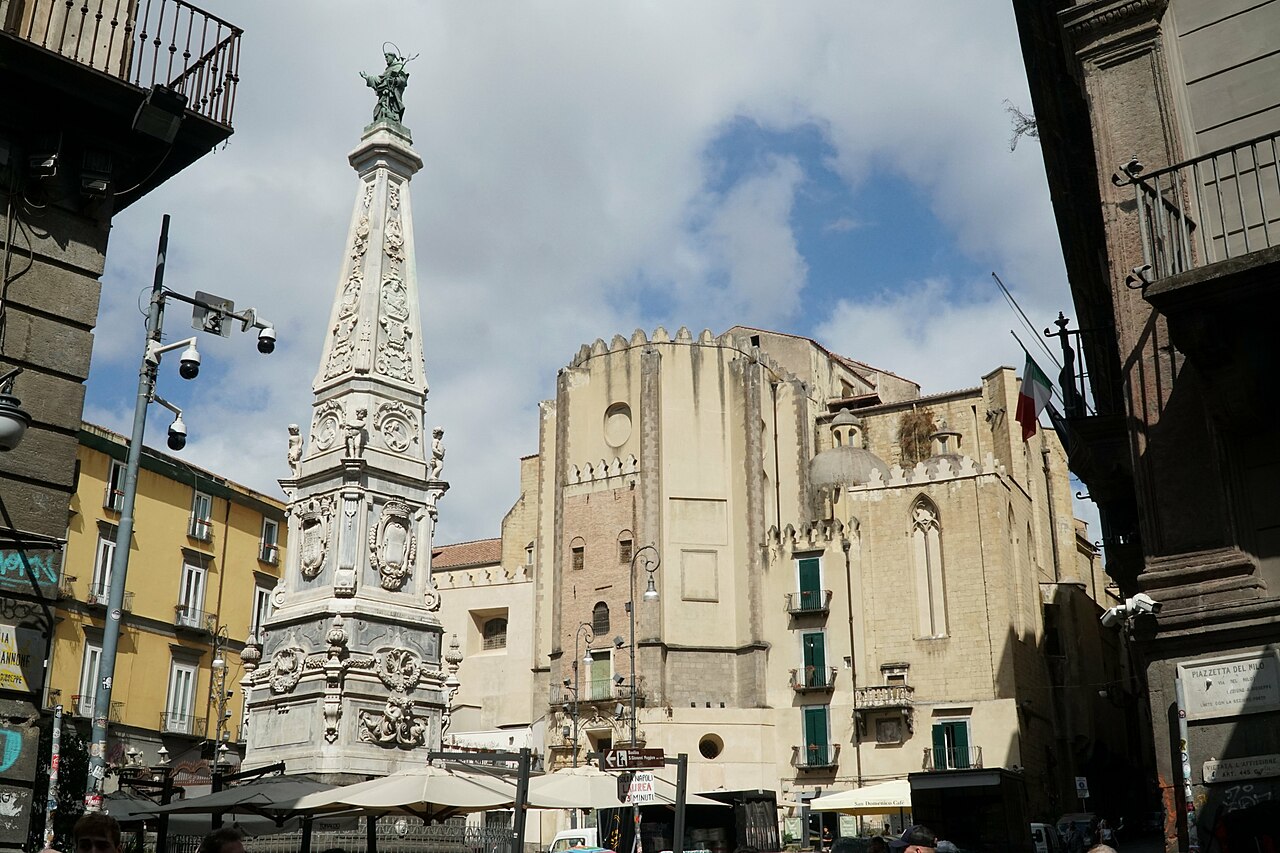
82,215,276,807
626,545,660,748
570,622,595,768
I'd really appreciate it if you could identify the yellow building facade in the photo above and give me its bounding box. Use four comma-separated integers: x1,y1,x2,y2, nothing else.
46,423,286,781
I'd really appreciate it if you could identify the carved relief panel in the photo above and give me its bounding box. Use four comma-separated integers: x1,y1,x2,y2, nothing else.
369,499,417,591
295,494,337,581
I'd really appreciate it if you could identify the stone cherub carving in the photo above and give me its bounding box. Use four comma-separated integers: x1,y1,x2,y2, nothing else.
287,424,303,476
427,427,445,479
345,406,368,458
359,46,417,124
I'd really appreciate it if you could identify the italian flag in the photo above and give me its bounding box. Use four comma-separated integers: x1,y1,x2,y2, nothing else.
1015,355,1052,441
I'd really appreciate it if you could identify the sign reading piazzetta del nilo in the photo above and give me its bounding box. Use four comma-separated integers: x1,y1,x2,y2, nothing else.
1177,650,1280,720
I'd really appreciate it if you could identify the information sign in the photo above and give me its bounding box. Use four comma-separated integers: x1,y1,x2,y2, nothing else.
602,747,666,770
1075,776,1089,799
627,771,656,805
1178,651,1280,720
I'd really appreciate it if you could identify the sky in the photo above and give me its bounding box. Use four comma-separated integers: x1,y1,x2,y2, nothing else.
86,1,1097,546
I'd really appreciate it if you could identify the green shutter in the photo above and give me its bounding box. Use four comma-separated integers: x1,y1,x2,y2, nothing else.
931,724,947,770
798,558,821,609
803,633,826,685
951,721,970,768
804,706,829,765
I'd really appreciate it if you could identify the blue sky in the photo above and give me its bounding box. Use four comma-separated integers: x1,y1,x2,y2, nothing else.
85,2,1094,545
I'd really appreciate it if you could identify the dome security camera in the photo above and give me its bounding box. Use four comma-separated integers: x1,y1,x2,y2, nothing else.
178,343,201,380
167,415,188,451
257,325,276,354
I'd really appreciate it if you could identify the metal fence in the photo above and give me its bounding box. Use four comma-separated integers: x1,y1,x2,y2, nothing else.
199,818,525,853
1127,130,1280,281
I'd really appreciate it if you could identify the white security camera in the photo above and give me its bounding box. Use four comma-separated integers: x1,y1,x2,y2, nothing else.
178,343,201,380
1127,593,1162,615
257,325,276,355
167,415,187,451
1100,606,1126,629
613,674,625,686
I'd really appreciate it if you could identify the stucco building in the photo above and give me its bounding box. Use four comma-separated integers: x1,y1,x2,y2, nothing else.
439,325,1131,830
1011,1,1280,848
46,422,284,785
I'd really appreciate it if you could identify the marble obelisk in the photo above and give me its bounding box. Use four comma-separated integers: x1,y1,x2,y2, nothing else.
242,57,448,779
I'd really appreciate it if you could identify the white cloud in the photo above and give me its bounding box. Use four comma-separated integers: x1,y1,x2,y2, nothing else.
91,1,1070,543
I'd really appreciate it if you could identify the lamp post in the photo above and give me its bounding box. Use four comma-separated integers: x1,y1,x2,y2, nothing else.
83,215,276,807
626,545,659,748
571,622,594,767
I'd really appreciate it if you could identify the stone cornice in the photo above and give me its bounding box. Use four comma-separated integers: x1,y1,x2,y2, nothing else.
1061,0,1168,61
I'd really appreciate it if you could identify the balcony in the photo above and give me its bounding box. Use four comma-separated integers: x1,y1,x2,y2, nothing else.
160,711,206,737
188,515,213,543
924,745,983,771
785,589,832,617
57,574,76,600
103,487,124,513
174,604,215,635
86,583,133,612
855,684,914,709
3,0,242,128
792,742,841,771
790,667,838,693
259,543,279,565
70,696,123,722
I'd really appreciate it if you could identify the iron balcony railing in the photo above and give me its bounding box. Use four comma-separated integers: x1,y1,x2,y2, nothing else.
160,711,205,736
57,574,76,600
103,486,124,512
259,542,279,565
4,0,242,127
174,604,215,634
87,582,133,612
792,742,841,770
1123,130,1280,283
855,684,915,709
188,514,213,542
789,666,838,693
71,695,123,721
785,589,833,616
924,745,983,771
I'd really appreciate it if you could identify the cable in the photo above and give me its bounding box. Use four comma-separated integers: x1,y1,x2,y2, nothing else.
993,271,1061,370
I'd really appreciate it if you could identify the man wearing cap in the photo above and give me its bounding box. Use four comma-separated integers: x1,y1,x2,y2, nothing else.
888,826,938,853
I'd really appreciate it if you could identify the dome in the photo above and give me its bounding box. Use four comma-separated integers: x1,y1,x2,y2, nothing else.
810,445,891,489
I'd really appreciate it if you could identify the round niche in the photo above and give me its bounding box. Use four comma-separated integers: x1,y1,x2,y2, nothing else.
603,403,632,447
698,733,724,760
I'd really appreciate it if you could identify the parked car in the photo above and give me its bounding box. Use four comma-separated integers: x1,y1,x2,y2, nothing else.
549,830,600,853
1032,823,1065,853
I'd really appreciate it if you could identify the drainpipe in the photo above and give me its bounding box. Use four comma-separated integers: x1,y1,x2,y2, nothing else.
1041,440,1062,582
842,533,863,789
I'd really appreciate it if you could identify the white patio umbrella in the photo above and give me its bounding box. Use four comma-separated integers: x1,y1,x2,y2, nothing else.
808,779,911,816
527,765,727,809
287,764,536,822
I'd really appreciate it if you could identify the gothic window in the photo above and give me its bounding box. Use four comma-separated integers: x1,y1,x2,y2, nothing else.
571,537,585,571
911,496,947,638
618,533,633,564
592,601,610,635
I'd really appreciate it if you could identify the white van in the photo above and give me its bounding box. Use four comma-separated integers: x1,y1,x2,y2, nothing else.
1032,823,1064,853
549,829,599,853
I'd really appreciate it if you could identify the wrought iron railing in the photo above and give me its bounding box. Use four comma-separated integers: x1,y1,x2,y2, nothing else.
785,589,832,616
789,667,837,692
4,0,242,127
160,711,205,736
1122,131,1280,282
854,684,914,709
70,695,120,720
243,817,516,853
57,573,76,599
174,604,214,633
103,486,124,512
259,542,279,565
87,582,133,612
792,742,840,770
923,744,983,771
188,514,213,542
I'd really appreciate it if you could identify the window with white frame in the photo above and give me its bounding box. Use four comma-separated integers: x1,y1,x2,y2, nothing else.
587,648,612,701
189,491,213,541
104,460,126,511
177,560,207,628
164,660,198,734
77,641,102,716
89,526,117,602
250,584,273,642
260,517,280,564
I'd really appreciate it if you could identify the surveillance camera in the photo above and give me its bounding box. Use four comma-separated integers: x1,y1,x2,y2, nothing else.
613,674,625,686
1099,606,1125,629
562,678,571,688
257,325,276,355
167,415,187,451
1128,593,1162,615
178,343,200,380
613,635,625,649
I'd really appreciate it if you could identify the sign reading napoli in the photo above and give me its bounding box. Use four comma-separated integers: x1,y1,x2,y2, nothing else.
1178,650,1280,720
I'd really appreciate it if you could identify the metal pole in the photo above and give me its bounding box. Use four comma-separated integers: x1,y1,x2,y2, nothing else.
43,704,62,847
629,554,638,853
85,214,170,807
156,770,173,853
514,747,531,853
672,753,687,853
1176,675,1200,853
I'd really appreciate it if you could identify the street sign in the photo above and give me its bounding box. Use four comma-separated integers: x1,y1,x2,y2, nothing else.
627,771,656,805
602,747,666,770
1075,776,1090,799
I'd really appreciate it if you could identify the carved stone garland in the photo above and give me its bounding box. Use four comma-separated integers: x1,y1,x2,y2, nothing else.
269,646,306,694
369,499,417,591
375,183,415,382
326,182,374,379
356,646,427,748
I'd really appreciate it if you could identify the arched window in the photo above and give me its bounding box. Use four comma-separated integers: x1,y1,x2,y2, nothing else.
570,537,585,571
483,617,508,650
911,496,947,637
592,601,610,635
617,531,634,564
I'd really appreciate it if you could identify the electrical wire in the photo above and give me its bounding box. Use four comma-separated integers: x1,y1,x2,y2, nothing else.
993,271,1061,371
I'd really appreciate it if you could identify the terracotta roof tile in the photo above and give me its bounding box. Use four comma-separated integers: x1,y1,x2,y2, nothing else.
433,538,502,569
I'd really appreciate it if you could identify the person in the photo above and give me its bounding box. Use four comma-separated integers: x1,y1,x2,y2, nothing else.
1067,824,1086,853
831,837,860,853
887,825,938,853
936,842,959,853
1097,819,1116,848
869,837,890,853
198,827,246,853
821,825,833,851
73,814,122,853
